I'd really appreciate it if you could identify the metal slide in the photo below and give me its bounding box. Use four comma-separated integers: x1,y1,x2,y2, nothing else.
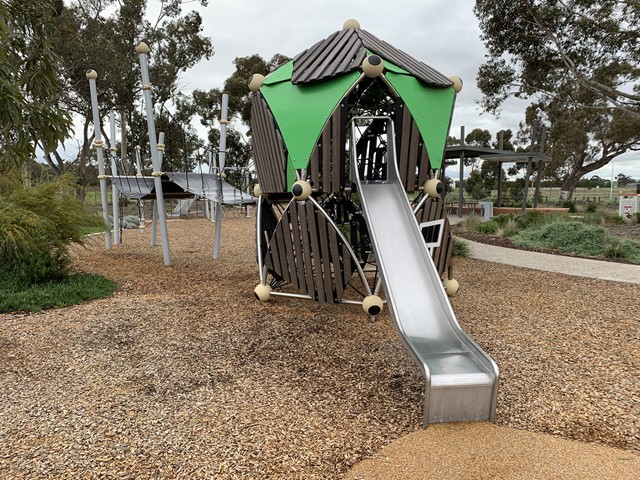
352,117,499,425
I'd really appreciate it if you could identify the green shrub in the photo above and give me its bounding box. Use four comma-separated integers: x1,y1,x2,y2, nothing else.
475,220,500,234
561,200,577,213
492,213,518,227
511,221,607,257
602,238,640,263
122,215,140,229
585,202,598,213
608,214,626,225
460,214,482,232
515,210,547,229
0,173,101,286
452,237,470,257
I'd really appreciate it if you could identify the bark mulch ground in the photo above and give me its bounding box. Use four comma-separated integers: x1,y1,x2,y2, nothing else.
1,216,638,479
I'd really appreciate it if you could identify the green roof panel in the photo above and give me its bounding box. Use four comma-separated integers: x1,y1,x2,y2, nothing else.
263,60,294,85
385,71,455,169
261,71,361,188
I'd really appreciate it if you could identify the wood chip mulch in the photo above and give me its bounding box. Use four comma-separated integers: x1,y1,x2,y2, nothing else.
1,216,638,479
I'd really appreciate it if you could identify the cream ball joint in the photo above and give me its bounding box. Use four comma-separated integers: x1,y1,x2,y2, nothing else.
362,295,383,316
291,179,312,201
254,283,272,301
362,54,384,78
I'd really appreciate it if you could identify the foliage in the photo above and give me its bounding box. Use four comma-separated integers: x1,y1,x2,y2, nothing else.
560,199,576,213
452,237,470,257
47,0,213,189
0,273,117,313
512,221,607,256
585,202,598,213
0,173,100,285
459,214,482,232
121,215,140,229
607,214,626,225
475,1,640,198
475,220,500,234
602,237,640,262
0,0,71,169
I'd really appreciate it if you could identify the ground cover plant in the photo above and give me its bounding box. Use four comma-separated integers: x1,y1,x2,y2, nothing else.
0,173,116,312
465,210,640,264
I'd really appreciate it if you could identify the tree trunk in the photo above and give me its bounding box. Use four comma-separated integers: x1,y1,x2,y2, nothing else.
560,156,616,200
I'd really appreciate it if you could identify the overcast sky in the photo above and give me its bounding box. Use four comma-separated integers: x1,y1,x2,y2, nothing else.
142,0,639,180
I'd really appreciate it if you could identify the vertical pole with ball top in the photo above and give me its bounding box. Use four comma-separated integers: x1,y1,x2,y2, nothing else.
109,112,121,245
136,42,171,265
86,69,113,250
213,93,229,259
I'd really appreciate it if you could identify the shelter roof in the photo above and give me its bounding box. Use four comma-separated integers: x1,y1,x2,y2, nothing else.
444,145,551,163
292,27,452,86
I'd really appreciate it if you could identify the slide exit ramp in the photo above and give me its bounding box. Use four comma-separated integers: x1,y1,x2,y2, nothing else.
352,117,499,425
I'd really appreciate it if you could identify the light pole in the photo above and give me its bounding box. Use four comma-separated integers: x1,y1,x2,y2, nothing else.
610,159,615,200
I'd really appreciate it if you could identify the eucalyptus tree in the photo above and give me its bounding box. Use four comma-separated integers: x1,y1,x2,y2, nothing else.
50,0,212,196
474,0,640,197
0,0,71,172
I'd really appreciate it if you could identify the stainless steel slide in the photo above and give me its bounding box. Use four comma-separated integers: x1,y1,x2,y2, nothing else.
353,118,499,425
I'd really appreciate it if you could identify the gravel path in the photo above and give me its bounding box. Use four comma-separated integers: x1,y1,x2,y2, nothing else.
1,216,638,479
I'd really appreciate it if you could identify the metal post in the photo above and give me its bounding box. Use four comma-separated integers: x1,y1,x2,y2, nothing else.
213,93,229,259
496,131,504,208
458,126,465,217
522,123,538,213
109,112,121,244
610,159,615,200
533,127,546,208
136,42,171,265
86,70,112,250
151,201,158,246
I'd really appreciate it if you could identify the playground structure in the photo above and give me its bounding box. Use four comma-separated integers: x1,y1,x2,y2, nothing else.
87,44,255,265
250,20,499,425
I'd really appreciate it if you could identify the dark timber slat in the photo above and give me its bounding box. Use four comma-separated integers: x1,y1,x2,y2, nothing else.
398,105,412,187
293,29,363,84
356,29,452,86
327,224,345,301
417,146,429,188
407,119,421,191
306,29,354,83
310,142,320,190
316,210,336,303
306,202,326,303
332,105,343,189
341,244,353,291
298,202,316,299
274,215,292,285
279,209,297,288
321,124,332,192
251,94,287,192
289,202,307,291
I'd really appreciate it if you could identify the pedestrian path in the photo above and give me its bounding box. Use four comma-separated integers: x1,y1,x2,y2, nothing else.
462,237,640,285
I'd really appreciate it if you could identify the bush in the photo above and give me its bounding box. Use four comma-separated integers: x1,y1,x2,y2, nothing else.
512,221,607,257
475,220,500,234
561,200,577,213
452,237,470,257
0,173,102,286
585,202,598,213
602,238,640,263
122,215,140,229
515,210,547,229
608,214,626,225
460,214,482,232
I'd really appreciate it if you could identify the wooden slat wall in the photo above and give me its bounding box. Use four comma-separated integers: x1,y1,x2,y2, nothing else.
394,101,433,192
264,200,357,303
309,105,346,194
250,93,287,193
415,197,453,279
